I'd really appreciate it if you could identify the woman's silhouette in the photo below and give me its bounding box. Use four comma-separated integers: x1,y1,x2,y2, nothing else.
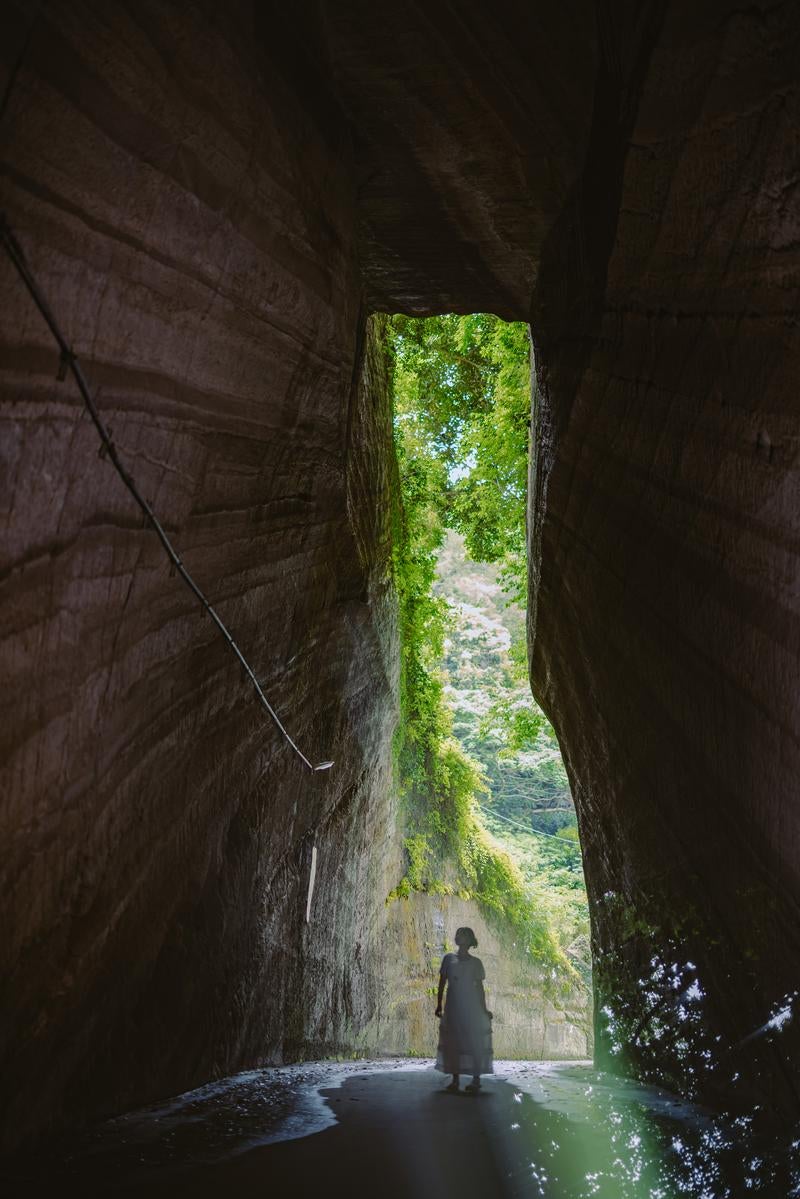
434,926,494,1093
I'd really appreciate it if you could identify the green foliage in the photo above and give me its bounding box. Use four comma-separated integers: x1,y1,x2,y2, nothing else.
481,698,545,754
457,822,571,974
435,533,576,841
386,316,579,980
391,313,530,601
479,812,590,970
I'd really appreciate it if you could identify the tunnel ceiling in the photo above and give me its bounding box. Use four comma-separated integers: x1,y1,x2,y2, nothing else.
316,0,596,317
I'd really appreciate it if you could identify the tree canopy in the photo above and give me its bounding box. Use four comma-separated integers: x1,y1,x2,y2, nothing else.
386,313,589,980
390,314,530,602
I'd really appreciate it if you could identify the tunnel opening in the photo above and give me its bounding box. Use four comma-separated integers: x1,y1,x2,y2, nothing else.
384,311,592,1057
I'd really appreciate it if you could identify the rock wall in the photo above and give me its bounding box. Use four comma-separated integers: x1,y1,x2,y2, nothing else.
368,893,591,1064
327,0,800,1113
0,1,400,1149
3,0,800,1150
323,0,596,317
527,1,800,1113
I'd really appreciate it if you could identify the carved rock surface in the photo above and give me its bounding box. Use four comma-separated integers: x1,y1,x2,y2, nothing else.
527,2,800,1113
2,0,800,1153
372,894,591,1063
324,0,595,317
0,2,400,1149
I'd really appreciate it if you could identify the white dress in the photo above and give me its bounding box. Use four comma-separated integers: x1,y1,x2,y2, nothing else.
436,952,494,1076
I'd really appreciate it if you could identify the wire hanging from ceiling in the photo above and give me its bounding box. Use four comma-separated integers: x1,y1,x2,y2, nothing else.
1,215,334,775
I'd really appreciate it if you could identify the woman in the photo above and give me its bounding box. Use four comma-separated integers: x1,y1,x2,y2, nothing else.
434,926,493,1093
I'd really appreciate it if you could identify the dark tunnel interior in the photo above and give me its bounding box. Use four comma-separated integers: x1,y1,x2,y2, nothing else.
1,1,799,1192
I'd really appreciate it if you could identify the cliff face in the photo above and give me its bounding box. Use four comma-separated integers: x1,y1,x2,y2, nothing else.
2,0,799,1151
0,3,401,1148
527,2,800,1110
370,894,591,1063
330,0,800,1113
323,0,596,317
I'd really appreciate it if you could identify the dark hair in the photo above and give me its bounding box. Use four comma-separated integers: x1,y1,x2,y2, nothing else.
455,926,478,949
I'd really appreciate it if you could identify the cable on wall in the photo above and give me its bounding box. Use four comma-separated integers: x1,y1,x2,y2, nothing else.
1,215,334,775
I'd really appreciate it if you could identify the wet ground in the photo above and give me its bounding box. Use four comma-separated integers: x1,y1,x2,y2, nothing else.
4,1059,798,1197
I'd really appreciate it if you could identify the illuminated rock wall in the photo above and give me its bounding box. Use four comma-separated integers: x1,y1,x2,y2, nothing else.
372,893,591,1063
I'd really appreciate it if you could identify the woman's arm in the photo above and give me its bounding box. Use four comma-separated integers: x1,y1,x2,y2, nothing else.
435,957,448,1017
477,977,492,1018
435,971,445,1017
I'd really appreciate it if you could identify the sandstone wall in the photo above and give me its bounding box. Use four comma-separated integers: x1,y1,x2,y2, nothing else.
0,2,400,1148
527,1,800,1112
368,893,591,1064
323,0,596,316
